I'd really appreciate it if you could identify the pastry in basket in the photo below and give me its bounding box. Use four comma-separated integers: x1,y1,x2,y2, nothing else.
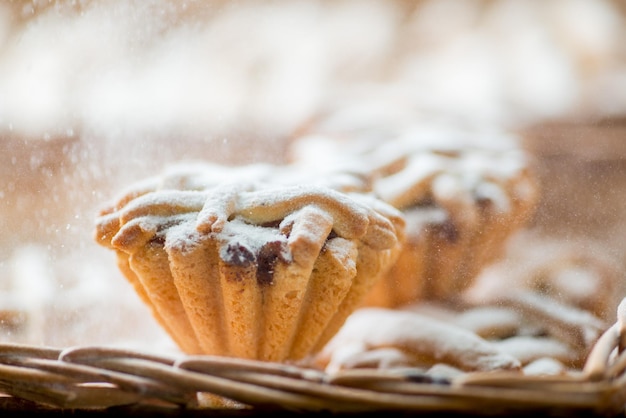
93,163,405,362
465,232,623,322
289,121,539,308
314,307,521,373
463,232,619,359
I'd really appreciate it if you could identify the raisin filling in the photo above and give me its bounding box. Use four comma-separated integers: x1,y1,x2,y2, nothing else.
256,240,286,286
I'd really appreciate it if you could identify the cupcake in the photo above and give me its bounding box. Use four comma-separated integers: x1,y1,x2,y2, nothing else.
289,120,539,308
94,162,405,362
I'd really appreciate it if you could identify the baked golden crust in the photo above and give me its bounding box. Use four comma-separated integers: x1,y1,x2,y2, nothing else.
289,122,540,308
371,141,539,305
315,307,522,373
94,164,405,362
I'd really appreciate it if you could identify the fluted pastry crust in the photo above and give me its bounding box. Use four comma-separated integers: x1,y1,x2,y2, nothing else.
95,164,405,361
289,123,539,307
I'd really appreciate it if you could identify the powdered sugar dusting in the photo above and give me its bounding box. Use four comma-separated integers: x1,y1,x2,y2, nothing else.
218,217,291,263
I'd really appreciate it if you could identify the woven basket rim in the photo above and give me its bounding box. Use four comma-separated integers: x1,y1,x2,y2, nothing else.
0,312,624,416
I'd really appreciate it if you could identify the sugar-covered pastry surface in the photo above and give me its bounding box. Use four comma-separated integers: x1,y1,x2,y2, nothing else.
315,230,622,377
290,120,541,308
94,163,406,361
290,121,538,210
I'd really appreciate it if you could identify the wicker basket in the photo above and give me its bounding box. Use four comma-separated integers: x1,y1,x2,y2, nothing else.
0,302,625,417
